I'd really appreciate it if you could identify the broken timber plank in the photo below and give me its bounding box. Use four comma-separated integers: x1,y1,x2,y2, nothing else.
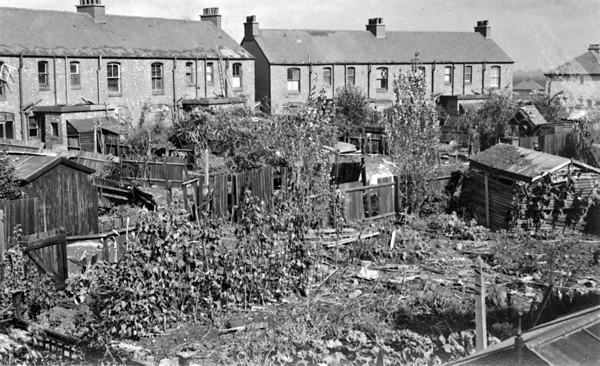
323,231,380,248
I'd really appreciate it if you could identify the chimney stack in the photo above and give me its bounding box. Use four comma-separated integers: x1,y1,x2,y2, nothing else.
76,0,106,23
366,18,385,38
244,15,260,40
201,7,221,29
589,44,600,53
474,20,490,38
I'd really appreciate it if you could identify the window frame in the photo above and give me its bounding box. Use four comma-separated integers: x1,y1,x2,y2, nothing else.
0,112,14,139
70,61,81,90
323,67,332,88
464,66,473,85
376,67,388,92
490,66,501,89
107,62,121,95
28,117,39,139
206,62,214,85
287,67,301,93
444,66,453,86
185,62,194,86
38,61,50,91
346,67,356,86
232,63,242,90
151,62,164,95
51,121,59,138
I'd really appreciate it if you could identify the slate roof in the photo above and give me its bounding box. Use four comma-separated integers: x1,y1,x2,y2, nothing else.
513,80,545,91
67,117,121,135
448,305,600,366
469,144,600,182
0,7,253,59
249,29,513,64
546,50,600,76
11,155,95,183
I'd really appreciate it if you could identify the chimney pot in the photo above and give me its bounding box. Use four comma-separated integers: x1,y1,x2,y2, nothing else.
244,15,259,39
201,7,222,29
589,44,600,53
474,19,491,38
366,17,386,38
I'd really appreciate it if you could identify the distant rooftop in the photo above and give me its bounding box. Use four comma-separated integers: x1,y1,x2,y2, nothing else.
246,22,513,64
0,6,253,59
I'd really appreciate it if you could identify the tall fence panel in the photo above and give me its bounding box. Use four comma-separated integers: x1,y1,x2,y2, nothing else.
543,133,569,156
121,158,188,186
340,181,396,222
0,198,45,244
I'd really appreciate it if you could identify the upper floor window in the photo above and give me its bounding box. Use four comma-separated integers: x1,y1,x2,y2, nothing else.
206,62,214,85
490,66,501,88
444,66,453,85
346,67,355,86
287,68,300,92
185,62,194,86
107,62,121,94
376,67,388,91
151,62,164,94
38,61,49,90
232,63,242,89
0,112,14,139
323,67,332,87
464,66,473,85
70,61,81,89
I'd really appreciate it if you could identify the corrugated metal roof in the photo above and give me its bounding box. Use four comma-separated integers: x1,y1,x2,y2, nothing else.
513,80,545,91
0,7,253,59
67,117,121,135
469,144,571,182
448,305,600,366
546,51,600,76
250,29,513,64
11,155,95,183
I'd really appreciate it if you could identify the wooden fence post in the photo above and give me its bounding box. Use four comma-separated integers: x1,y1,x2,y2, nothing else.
0,209,4,257
475,256,487,351
167,180,172,206
484,172,490,228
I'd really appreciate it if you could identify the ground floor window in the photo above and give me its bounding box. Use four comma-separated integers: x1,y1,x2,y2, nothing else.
0,112,14,139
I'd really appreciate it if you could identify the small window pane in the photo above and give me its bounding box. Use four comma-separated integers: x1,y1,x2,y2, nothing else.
347,67,355,86
376,67,388,90
464,66,473,85
323,67,332,86
185,62,194,85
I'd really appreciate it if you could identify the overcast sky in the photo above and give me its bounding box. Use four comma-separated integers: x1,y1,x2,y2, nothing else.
3,0,599,71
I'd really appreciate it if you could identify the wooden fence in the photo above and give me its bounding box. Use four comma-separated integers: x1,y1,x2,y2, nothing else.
22,230,68,284
519,133,574,156
339,180,397,222
120,157,188,186
0,198,46,245
182,167,286,220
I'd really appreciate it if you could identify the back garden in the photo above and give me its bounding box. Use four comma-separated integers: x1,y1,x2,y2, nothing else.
0,69,599,365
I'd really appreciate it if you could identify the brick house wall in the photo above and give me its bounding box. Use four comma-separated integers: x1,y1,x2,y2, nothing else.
266,62,512,114
0,55,254,140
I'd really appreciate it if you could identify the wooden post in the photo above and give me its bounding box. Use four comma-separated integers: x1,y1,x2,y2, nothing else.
203,149,210,197
0,209,5,258
13,292,23,319
475,256,487,351
167,180,172,206
484,172,490,228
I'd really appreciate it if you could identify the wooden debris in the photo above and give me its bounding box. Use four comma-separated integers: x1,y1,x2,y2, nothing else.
323,231,380,248
219,322,268,335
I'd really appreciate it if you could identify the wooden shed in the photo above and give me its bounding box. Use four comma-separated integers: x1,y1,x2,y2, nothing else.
67,117,121,154
461,144,600,232
11,155,98,236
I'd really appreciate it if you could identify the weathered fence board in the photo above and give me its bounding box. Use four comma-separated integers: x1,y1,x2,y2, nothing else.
0,198,45,244
22,229,68,284
120,158,188,185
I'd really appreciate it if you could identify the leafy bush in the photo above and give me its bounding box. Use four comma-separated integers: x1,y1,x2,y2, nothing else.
429,212,489,240
0,151,21,200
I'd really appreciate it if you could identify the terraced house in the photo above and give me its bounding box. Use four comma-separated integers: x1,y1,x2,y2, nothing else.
241,17,513,114
0,1,254,150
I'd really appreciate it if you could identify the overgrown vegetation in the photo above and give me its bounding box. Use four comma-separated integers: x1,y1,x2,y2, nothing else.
0,151,21,200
